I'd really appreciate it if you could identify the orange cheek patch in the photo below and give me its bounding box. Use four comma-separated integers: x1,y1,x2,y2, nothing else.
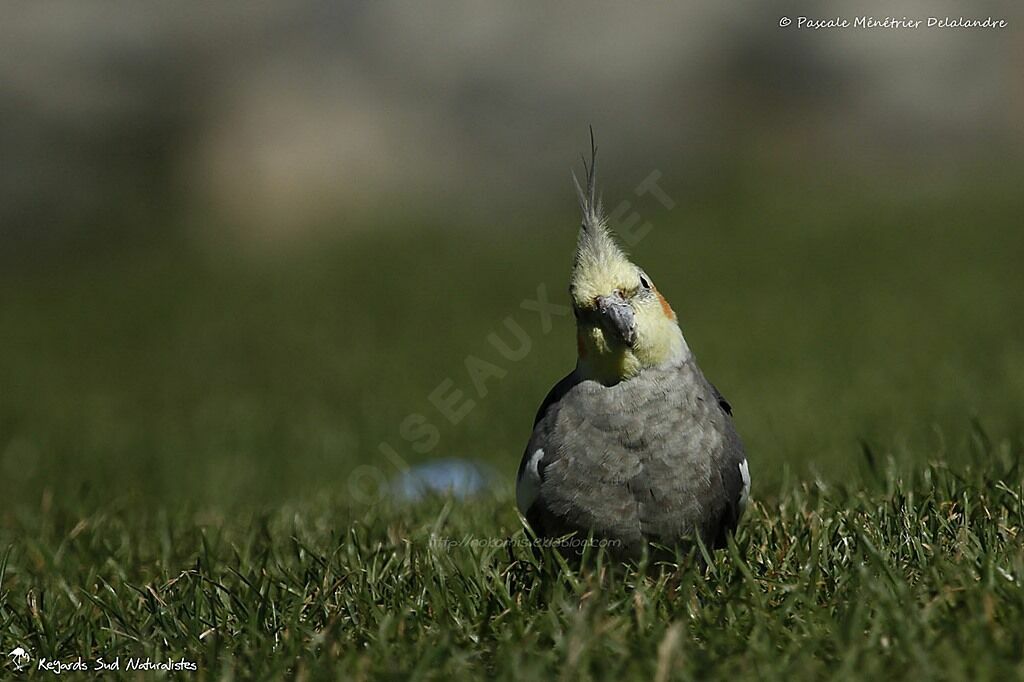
656,291,676,320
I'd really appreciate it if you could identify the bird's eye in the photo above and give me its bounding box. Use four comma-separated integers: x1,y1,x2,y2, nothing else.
639,273,652,290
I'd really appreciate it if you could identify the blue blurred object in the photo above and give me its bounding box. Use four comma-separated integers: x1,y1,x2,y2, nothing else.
391,459,499,502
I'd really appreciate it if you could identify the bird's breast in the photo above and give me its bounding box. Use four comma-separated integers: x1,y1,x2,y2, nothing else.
552,364,723,472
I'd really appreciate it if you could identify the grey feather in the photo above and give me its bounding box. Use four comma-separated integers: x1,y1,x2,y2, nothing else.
516,357,748,560
571,127,604,235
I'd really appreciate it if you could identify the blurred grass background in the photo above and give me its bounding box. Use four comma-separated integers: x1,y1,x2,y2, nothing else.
2,160,1023,511
1,1,1022,511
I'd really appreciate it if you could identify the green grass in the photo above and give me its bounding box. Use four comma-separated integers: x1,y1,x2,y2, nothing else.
2,455,1023,680
1,165,1023,679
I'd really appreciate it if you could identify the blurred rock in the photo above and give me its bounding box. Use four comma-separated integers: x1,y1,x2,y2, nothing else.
391,458,499,502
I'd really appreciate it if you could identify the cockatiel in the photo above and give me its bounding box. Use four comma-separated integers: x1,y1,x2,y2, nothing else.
516,138,749,560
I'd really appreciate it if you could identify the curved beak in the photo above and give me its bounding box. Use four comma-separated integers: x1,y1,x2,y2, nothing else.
595,295,637,346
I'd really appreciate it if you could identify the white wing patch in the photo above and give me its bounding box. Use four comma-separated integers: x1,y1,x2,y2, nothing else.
516,449,545,514
738,459,751,514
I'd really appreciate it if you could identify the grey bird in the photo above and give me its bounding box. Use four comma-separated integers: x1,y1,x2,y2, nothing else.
515,139,750,561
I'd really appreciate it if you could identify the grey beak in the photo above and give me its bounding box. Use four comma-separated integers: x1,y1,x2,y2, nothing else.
595,295,637,346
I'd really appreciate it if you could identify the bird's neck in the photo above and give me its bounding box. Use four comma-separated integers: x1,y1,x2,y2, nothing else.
576,325,689,385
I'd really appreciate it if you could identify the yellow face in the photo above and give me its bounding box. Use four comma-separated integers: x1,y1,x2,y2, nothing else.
570,245,686,384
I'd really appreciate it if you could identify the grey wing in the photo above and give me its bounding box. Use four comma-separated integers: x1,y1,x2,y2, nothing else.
622,368,749,550
515,373,576,523
705,379,749,547
517,373,665,554
710,381,733,415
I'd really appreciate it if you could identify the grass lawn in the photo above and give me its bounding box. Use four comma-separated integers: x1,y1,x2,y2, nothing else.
1,166,1023,679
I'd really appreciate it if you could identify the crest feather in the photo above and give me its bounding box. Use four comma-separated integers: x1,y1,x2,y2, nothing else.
571,128,627,271
572,127,603,235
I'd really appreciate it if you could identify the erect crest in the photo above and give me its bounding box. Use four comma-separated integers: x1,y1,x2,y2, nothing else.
571,129,629,277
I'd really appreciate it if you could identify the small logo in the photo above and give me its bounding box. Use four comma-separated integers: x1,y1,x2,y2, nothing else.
8,647,31,671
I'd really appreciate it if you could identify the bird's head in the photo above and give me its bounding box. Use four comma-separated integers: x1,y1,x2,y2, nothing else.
569,136,688,385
